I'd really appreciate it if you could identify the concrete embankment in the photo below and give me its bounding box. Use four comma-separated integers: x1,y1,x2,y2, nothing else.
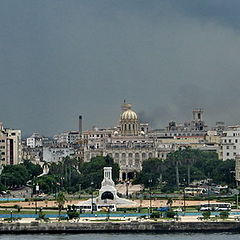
0,221,240,233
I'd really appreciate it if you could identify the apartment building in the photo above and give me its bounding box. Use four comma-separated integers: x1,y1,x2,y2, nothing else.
0,122,22,165
221,125,240,160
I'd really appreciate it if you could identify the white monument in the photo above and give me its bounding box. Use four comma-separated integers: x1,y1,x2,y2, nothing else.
77,167,136,212
97,167,118,201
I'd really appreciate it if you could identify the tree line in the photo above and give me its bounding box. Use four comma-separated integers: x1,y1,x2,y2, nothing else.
0,148,235,194
36,155,119,194
135,148,235,191
0,160,42,191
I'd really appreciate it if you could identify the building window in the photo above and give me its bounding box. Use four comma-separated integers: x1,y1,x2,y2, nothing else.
236,139,238,143
234,146,236,149
226,146,229,149
226,152,230,156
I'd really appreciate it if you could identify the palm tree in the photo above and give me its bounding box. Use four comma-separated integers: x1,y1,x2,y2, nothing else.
150,158,165,187
56,191,66,220
157,158,166,187
167,150,183,189
182,148,198,186
167,198,173,210
63,157,79,187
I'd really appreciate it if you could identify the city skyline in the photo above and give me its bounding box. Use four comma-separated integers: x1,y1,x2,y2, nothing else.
0,105,220,138
1,1,240,136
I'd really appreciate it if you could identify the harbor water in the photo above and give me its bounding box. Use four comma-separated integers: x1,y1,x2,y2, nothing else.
0,233,239,240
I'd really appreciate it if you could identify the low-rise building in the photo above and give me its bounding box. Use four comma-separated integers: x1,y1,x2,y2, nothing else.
43,147,74,163
26,133,43,148
53,131,79,145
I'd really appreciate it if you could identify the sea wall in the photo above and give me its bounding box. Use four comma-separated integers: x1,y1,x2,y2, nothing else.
0,221,240,233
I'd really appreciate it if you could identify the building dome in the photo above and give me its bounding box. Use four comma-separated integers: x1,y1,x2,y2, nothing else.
121,109,138,120
119,102,139,136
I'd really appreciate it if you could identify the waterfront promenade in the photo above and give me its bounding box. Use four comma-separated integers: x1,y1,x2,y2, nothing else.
0,199,219,209
5,213,239,223
0,197,239,234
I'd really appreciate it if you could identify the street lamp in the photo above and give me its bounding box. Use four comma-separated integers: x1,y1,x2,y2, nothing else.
139,197,143,213
60,177,64,190
126,181,130,199
148,179,153,214
10,210,13,223
107,207,110,221
183,178,186,212
91,181,94,214
183,187,186,212
237,193,239,209
0,164,3,183
36,183,39,195
35,199,38,214
34,182,39,214
79,184,82,199
207,179,210,209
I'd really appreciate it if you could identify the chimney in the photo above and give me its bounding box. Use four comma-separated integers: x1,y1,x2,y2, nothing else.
79,115,82,137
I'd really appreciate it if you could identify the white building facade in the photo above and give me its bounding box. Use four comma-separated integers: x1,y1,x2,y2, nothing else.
53,131,79,145
221,126,240,160
27,133,43,148
43,147,74,163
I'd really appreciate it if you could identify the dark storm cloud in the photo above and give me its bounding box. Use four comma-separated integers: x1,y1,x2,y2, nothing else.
172,0,240,30
1,0,240,136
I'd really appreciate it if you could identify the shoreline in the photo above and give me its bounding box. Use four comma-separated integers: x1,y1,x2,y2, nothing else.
0,221,240,234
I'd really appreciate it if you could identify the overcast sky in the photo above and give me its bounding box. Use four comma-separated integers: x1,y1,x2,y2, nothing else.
1,0,240,136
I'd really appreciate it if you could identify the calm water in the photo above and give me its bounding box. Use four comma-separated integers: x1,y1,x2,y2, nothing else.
0,233,239,240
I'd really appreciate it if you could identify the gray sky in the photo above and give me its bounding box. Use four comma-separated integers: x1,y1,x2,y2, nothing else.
1,0,240,136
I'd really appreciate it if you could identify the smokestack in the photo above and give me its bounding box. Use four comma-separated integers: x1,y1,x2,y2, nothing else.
79,115,82,137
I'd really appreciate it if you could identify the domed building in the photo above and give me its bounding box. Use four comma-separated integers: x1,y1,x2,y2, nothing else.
82,101,163,181
80,102,210,182
119,103,139,136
